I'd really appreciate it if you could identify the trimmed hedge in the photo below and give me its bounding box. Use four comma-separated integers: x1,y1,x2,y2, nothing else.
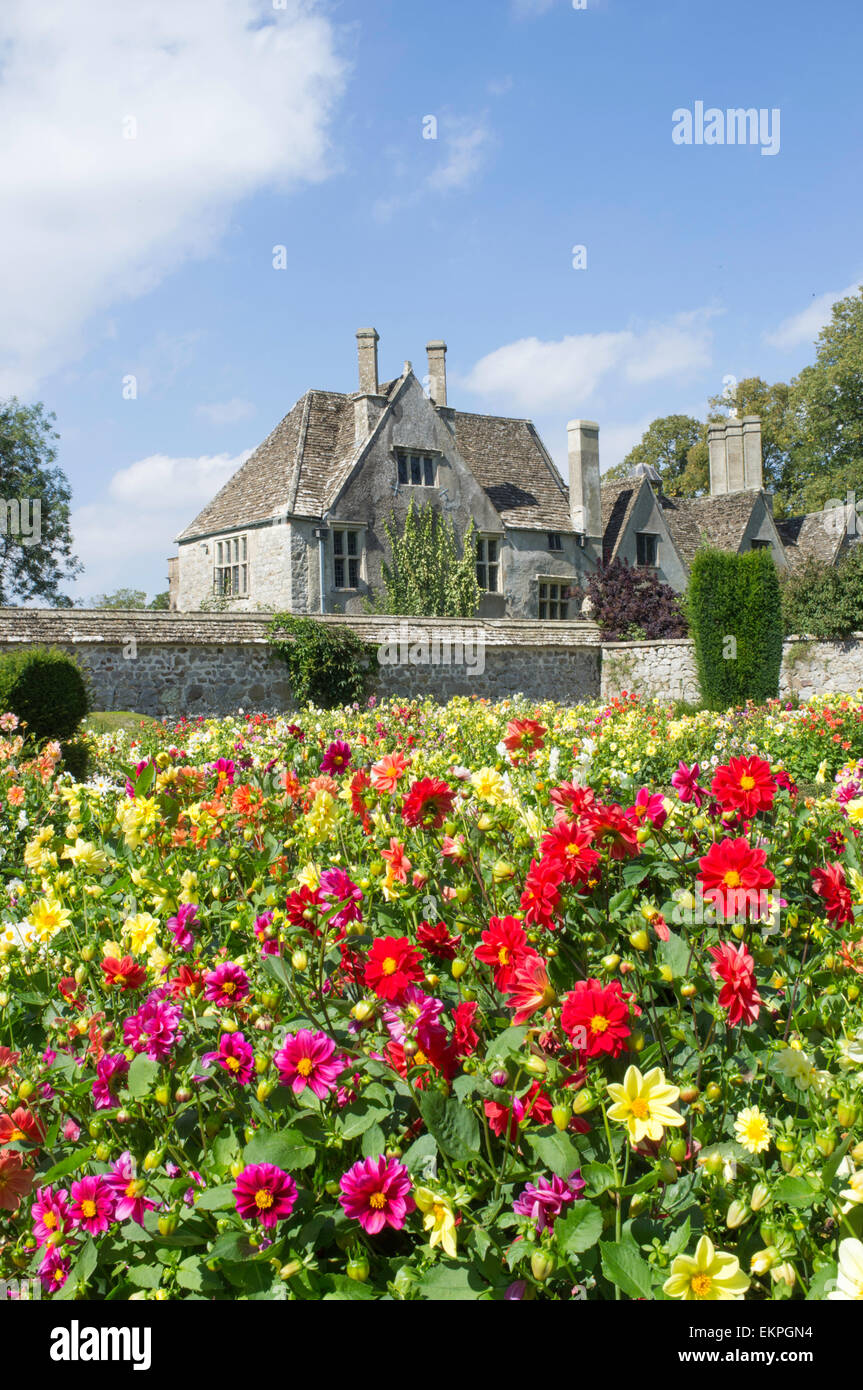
688,548,783,709
0,645,89,742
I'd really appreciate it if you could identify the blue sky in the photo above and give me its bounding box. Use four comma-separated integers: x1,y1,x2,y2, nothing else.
1,0,861,600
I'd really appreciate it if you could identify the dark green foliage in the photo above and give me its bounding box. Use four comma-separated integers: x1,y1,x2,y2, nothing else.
0,398,82,605
781,547,863,639
0,645,89,741
267,616,375,709
688,548,783,709
60,739,91,781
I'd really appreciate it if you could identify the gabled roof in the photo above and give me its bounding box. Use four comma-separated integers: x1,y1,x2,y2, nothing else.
775,508,846,571
600,479,640,563
659,491,763,567
449,411,574,531
177,375,575,542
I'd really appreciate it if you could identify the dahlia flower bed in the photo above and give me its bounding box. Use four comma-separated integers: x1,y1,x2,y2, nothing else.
2,692,863,1303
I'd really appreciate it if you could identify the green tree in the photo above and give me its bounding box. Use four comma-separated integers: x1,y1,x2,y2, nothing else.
0,399,81,605
781,286,863,514
604,415,706,494
375,501,481,617
89,588,148,609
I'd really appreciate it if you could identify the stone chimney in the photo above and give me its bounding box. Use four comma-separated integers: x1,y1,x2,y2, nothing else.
354,328,384,444
567,420,601,536
426,340,447,406
356,328,379,394
708,415,764,495
742,415,764,490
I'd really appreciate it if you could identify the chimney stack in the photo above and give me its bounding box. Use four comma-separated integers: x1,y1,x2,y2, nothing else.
708,415,764,495
742,415,764,490
356,328,379,395
426,340,447,406
567,420,601,536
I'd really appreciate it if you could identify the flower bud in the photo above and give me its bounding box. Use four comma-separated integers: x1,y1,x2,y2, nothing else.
451,959,467,980
530,1250,556,1283
570,1089,594,1115
750,1182,770,1212
771,1262,796,1288
750,1246,777,1275
726,1200,747,1229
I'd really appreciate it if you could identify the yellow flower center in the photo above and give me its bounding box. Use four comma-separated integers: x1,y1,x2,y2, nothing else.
691,1273,713,1297
432,1202,448,1223
296,1057,313,1076
255,1189,273,1210
8,1128,25,1141
739,775,756,791
414,1050,428,1066
44,1211,57,1229
629,1097,649,1119
565,843,581,857
114,975,126,987
723,870,741,887
226,1055,241,1071
498,946,511,965
369,1192,387,1210
126,1179,144,1198
381,957,398,976
590,1014,609,1034
80,1199,97,1218
222,981,236,994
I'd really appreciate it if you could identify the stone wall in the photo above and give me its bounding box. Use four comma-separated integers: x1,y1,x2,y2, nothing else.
0,611,600,718
600,634,863,703
2,610,862,718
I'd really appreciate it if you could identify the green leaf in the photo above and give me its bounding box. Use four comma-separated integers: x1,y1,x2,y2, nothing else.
600,1239,656,1300
555,1203,603,1256
38,1147,91,1186
361,1123,387,1159
416,1092,480,1161
126,1054,159,1099
773,1175,819,1208
581,1162,616,1195
822,1132,854,1192
525,1129,581,1179
659,932,690,979
242,1127,315,1171
193,1184,236,1212
339,1100,388,1141
485,1025,528,1065
127,1264,163,1289
416,1260,490,1300
402,1132,438,1175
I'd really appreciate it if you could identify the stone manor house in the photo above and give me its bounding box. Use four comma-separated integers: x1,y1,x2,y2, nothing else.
170,328,847,618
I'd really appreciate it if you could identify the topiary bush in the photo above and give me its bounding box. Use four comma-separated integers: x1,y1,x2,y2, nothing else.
267,616,375,709
688,548,783,709
0,645,89,742
578,559,688,640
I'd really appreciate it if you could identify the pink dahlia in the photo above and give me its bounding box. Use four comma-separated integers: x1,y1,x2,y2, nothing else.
513,1169,585,1233
123,995,182,1060
106,1151,158,1225
91,1052,129,1109
318,868,363,933
166,903,198,951
31,1184,73,1247
203,1031,255,1086
38,1246,72,1293
69,1174,116,1235
339,1155,414,1235
320,740,352,776
233,1163,298,1230
203,962,250,1008
273,1029,343,1099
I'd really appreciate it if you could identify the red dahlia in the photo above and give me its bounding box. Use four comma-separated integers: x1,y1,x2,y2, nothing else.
540,818,600,886
520,858,562,929
711,756,776,818
561,978,633,1058
811,862,854,926
474,915,528,992
364,936,425,1001
708,940,762,1026
697,837,775,919
401,777,455,830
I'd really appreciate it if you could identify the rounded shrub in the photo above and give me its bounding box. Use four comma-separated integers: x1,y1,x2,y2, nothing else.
0,645,89,742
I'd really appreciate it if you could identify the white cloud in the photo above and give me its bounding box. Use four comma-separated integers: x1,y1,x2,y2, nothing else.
374,115,492,221
70,450,249,598
196,398,257,426
461,311,716,412
0,0,346,394
764,281,862,351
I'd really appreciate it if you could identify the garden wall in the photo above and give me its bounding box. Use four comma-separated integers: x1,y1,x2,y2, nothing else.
2,610,861,716
0,611,601,717
600,634,863,703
